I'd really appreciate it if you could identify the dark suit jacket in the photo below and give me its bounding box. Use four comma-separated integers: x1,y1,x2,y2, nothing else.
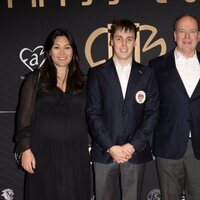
86,58,159,164
149,50,200,160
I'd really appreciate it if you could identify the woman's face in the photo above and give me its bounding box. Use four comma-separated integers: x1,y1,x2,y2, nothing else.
50,36,73,68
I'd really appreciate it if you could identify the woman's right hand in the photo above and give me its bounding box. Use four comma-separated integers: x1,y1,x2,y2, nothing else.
21,149,36,174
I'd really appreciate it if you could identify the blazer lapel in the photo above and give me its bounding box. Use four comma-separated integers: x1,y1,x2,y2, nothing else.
125,61,143,100
104,59,124,100
165,52,188,97
191,51,200,100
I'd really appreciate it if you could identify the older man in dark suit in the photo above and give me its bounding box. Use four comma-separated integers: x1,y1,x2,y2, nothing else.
86,19,159,200
149,14,200,200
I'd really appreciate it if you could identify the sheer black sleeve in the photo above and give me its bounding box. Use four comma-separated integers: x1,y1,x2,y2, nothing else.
15,70,40,153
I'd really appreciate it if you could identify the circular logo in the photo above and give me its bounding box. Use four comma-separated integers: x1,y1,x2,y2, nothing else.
135,90,146,104
147,189,161,200
1,189,14,200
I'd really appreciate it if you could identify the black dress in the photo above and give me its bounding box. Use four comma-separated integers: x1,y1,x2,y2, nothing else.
16,70,90,200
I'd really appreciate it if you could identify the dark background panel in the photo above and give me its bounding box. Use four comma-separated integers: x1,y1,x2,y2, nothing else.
0,1,200,199
0,0,200,111
0,114,24,200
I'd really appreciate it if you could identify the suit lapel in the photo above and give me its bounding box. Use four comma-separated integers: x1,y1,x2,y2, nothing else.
104,59,124,100
165,51,188,97
191,51,200,100
125,61,143,100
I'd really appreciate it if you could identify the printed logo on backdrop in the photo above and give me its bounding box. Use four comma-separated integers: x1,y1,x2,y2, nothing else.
19,46,45,72
147,189,185,200
4,0,197,8
156,0,196,3
182,195,185,200
1,189,14,200
18,24,166,71
181,191,186,200
5,0,120,8
147,189,161,200
85,23,167,67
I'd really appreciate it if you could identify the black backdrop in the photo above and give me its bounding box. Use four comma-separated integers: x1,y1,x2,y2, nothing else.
0,1,200,199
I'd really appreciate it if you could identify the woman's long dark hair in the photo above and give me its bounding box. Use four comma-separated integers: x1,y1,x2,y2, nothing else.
40,28,85,92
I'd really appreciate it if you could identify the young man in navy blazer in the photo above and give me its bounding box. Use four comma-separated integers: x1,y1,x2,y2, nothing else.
149,14,200,200
86,19,159,200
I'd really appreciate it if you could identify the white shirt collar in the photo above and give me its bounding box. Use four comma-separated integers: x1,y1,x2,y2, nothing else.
174,48,197,61
113,57,132,70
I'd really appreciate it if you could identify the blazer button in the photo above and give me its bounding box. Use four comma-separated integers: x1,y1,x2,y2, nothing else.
123,111,126,115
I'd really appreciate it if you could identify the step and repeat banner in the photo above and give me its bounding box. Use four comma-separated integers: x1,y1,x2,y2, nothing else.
0,0,200,200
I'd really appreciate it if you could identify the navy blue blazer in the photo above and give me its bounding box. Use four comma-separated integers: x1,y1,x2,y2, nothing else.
86,59,159,164
149,50,200,160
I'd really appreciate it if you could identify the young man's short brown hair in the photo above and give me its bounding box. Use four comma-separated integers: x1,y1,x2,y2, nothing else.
110,19,137,39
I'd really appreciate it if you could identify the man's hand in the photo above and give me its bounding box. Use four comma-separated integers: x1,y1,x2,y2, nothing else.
121,143,135,160
108,145,129,163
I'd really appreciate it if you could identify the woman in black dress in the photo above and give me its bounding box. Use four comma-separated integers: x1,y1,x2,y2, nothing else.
15,28,90,200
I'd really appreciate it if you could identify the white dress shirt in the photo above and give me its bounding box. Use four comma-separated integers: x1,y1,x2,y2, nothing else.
175,49,200,98
113,58,132,99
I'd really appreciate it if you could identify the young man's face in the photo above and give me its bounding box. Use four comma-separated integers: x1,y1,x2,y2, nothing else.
111,28,136,63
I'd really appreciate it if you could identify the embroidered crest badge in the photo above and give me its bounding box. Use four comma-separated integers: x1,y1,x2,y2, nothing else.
135,90,146,104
